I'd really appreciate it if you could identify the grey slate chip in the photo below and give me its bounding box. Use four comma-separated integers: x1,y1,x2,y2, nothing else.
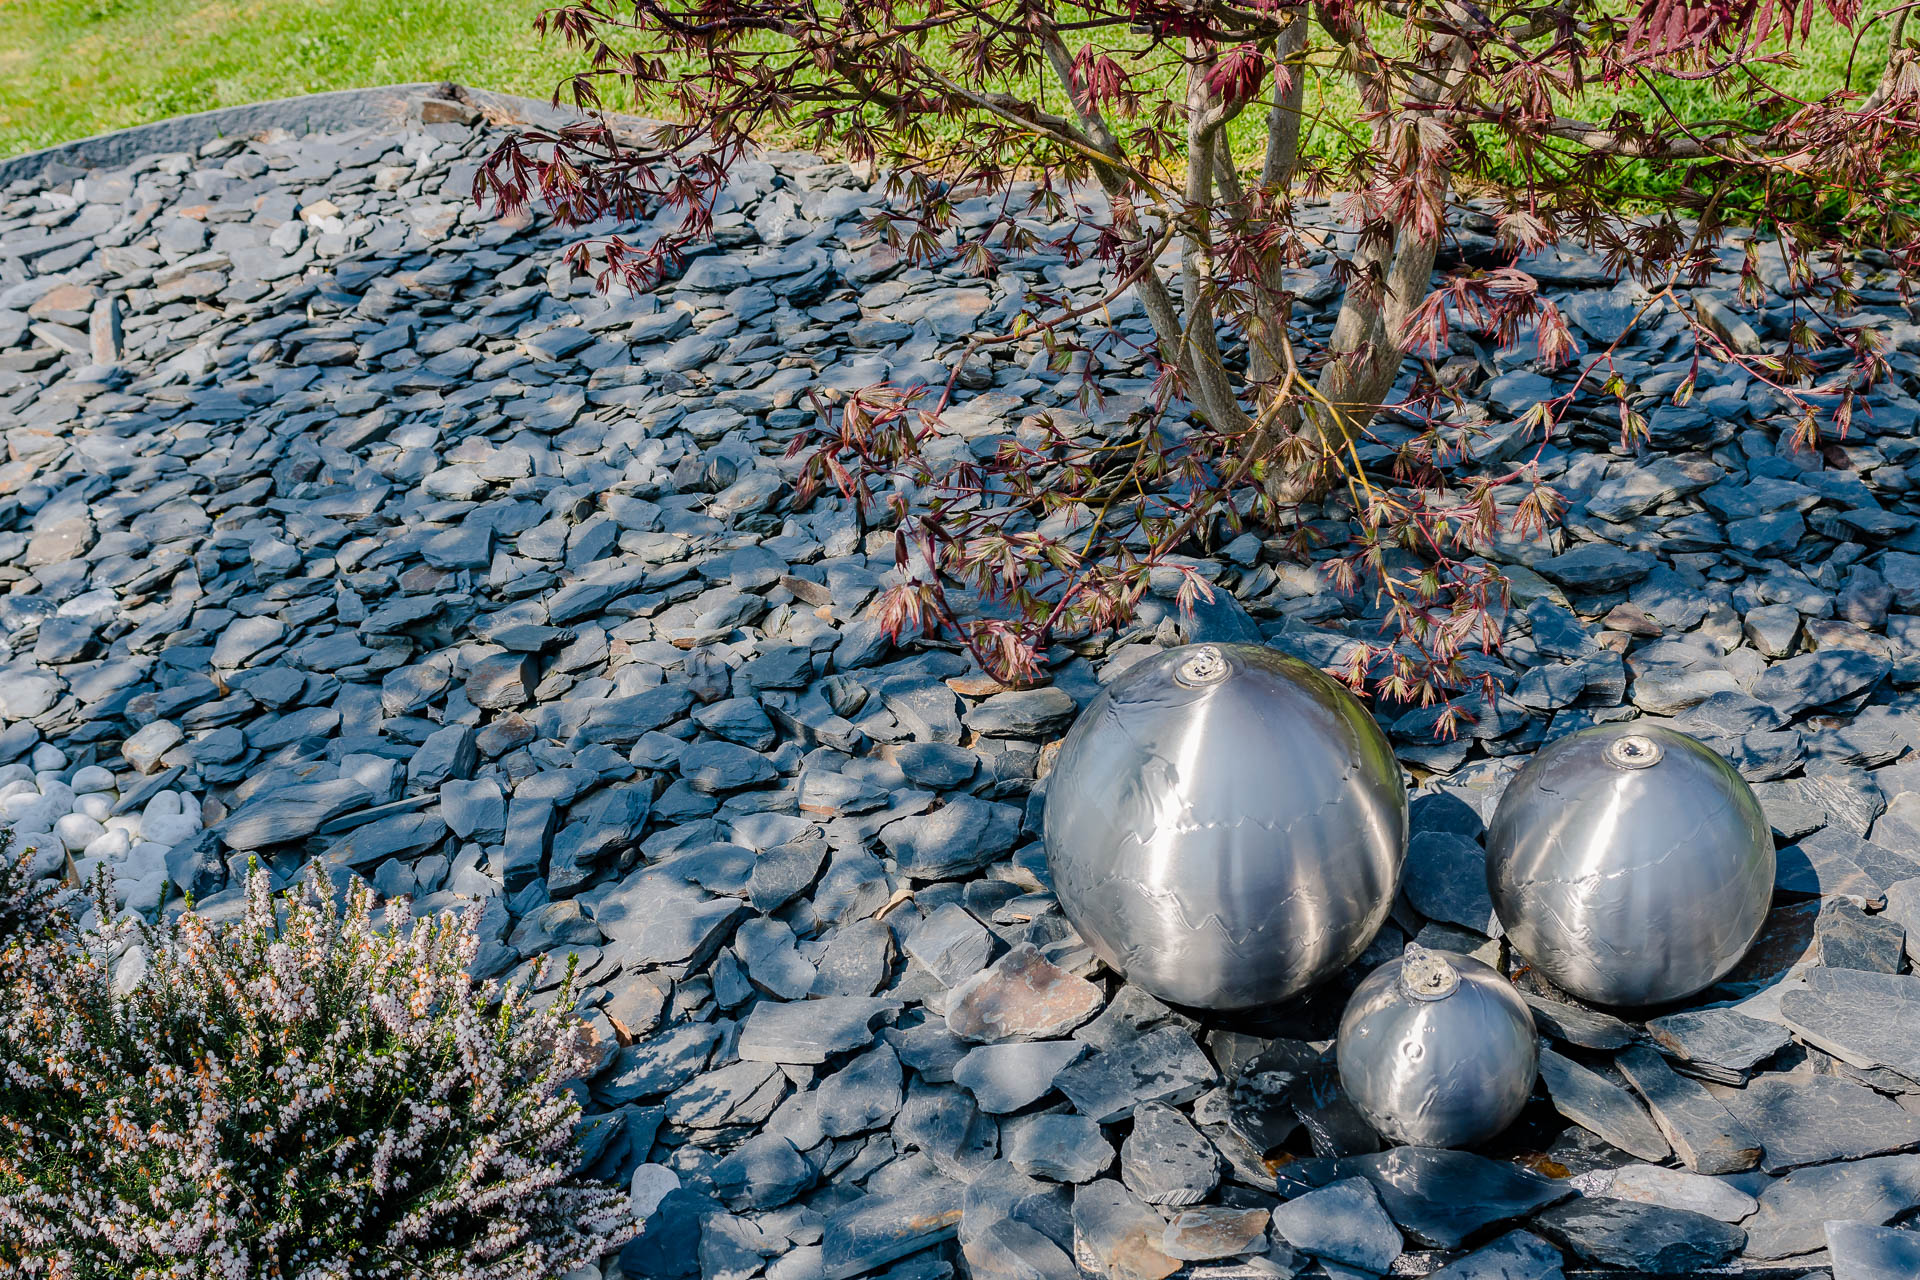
1120,1101,1220,1208
1615,1045,1762,1175
1532,1197,1744,1273
1715,1072,1920,1172
1537,1047,1670,1162
737,996,903,1064
1270,1176,1403,1273
952,1039,1086,1113
1056,1025,1218,1124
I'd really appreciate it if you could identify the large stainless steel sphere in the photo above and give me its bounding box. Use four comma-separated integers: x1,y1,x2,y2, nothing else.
1485,722,1774,1007
1338,946,1538,1148
1043,642,1407,1010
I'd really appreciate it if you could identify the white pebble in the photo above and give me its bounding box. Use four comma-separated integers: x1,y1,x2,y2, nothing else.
73,792,113,822
121,877,166,919
106,814,142,839
56,813,107,853
0,763,32,788
0,778,36,804
1,793,60,832
180,792,203,827
124,843,169,882
630,1165,681,1220
141,813,199,846
143,790,184,821
84,828,131,860
112,943,150,994
29,744,68,773
70,765,117,794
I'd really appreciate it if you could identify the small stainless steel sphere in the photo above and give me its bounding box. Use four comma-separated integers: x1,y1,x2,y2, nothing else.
1485,722,1774,1007
1338,945,1538,1148
1043,642,1407,1010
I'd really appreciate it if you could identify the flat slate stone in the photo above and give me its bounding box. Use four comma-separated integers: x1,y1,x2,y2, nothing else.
961,1161,1073,1259
1536,544,1656,592
1269,1176,1403,1274
1159,1206,1270,1262
1524,994,1638,1050
946,943,1104,1043
819,1176,966,1280
664,1059,783,1129
710,1133,816,1210
1056,1025,1218,1123
964,1218,1078,1280
1714,1071,1920,1172
815,1042,904,1137
1425,1230,1566,1280
1778,965,1920,1077
1775,827,1917,901
737,996,902,1064
893,1080,998,1183
1644,1008,1791,1084
1751,648,1890,717
1072,1179,1180,1280
1533,1197,1744,1272
1742,1152,1920,1260
1825,1219,1920,1280
880,794,1024,878
1537,1047,1670,1162
1403,829,1500,935
1283,1147,1568,1249
904,902,997,988
963,686,1077,737
734,917,818,1001
952,1039,1086,1113
1120,1102,1219,1208
220,778,372,850
1006,1112,1113,1184
593,874,749,971
1605,1164,1757,1223
1817,897,1908,972
596,1020,722,1103
1615,1045,1762,1175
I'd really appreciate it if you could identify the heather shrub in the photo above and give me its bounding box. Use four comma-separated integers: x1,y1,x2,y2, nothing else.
0,866,636,1279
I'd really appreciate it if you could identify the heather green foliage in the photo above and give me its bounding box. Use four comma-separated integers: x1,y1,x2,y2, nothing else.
0,866,635,1279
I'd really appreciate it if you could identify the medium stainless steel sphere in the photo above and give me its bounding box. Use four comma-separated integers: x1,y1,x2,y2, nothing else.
1485,722,1774,1007
1338,946,1538,1148
1043,642,1407,1010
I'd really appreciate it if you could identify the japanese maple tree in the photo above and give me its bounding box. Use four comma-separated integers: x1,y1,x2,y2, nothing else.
479,0,1920,718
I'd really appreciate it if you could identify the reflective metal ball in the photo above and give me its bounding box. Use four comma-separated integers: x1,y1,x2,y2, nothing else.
1338,945,1538,1148
1485,722,1774,1007
1043,642,1407,1010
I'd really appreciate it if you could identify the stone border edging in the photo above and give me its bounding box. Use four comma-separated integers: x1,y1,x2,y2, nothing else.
0,82,662,187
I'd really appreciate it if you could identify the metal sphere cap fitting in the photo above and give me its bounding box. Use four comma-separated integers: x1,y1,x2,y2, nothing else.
1485,722,1775,1007
1337,944,1538,1148
1043,642,1407,1010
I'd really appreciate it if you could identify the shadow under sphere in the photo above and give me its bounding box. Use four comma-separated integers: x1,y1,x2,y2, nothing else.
1044,643,1408,1011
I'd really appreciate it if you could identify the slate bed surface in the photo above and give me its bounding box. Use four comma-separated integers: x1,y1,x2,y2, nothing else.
5,89,1920,1279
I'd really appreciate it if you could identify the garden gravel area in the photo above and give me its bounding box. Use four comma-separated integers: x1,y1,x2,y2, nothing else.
8,90,1920,1279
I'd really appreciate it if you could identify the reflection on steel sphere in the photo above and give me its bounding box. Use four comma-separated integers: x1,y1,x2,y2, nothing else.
1043,643,1407,1010
1338,945,1538,1148
1485,722,1775,1007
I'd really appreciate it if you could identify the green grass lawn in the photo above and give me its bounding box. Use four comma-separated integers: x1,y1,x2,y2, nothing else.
0,0,584,157
0,0,1893,208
